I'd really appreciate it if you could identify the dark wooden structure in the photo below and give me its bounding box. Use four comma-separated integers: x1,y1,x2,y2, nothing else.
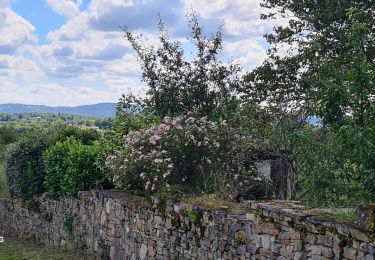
248,149,292,200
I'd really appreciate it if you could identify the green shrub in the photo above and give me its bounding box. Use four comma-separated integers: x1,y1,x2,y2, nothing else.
44,138,103,196
106,114,264,196
51,126,100,145
0,126,18,146
5,131,50,198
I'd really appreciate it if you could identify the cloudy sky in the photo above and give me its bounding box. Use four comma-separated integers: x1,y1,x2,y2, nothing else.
0,0,284,106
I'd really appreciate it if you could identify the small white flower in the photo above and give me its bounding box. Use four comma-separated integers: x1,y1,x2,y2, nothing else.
154,158,163,164
163,116,172,124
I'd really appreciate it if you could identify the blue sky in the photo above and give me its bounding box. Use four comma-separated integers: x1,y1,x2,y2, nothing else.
0,0,286,106
11,0,66,44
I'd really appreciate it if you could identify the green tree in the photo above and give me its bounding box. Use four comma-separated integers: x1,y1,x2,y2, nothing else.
244,1,375,127
243,1,375,206
121,14,241,119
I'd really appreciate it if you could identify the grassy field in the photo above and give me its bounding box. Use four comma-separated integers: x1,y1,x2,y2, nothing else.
0,238,90,260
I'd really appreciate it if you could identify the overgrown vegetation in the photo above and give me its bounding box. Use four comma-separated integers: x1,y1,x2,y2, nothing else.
2,2,374,209
107,114,268,196
44,138,103,196
5,131,49,198
3,125,108,198
61,214,75,240
243,0,375,206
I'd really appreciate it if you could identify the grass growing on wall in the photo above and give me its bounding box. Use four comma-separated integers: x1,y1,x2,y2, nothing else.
0,238,90,260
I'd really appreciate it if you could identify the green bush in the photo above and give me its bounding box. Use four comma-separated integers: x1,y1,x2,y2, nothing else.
5,131,50,198
44,138,104,196
51,126,100,145
106,114,265,196
0,126,18,146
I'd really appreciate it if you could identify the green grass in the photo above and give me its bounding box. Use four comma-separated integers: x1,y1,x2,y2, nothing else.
330,208,356,223
0,238,90,260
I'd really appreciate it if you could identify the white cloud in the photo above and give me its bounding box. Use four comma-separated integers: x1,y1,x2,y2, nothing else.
0,55,41,77
224,39,266,68
0,7,37,54
47,12,90,41
182,0,288,38
0,0,12,9
1,0,290,106
0,82,123,106
46,0,82,18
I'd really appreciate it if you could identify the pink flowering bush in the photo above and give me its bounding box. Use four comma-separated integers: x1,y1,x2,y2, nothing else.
106,114,235,193
106,113,276,199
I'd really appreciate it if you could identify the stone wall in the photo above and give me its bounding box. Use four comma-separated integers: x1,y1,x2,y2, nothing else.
0,190,374,260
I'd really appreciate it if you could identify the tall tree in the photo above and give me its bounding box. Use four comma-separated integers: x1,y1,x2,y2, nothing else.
121,14,241,119
244,0,375,127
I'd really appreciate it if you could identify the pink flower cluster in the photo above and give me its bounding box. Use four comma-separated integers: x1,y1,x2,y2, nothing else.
107,114,226,192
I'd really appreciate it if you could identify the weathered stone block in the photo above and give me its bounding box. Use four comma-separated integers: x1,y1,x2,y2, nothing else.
356,205,375,232
311,245,322,255
343,246,358,260
350,227,370,242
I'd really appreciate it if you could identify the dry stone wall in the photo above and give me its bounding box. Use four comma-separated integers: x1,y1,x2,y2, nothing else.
0,190,374,260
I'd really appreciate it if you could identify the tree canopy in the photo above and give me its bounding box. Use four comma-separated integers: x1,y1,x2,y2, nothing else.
244,0,375,128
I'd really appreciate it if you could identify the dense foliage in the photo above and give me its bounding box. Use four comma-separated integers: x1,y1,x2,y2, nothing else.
2,2,374,208
96,109,160,178
4,126,106,198
44,138,103,196
292,125,375,206
106,114,272,198
5,131,50,198
51,126,100,145
0,127,18,197
243,0,375,206
0,127,18,147
245,1,375,127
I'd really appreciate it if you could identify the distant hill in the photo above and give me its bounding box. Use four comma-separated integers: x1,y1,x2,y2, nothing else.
0,103,117,118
